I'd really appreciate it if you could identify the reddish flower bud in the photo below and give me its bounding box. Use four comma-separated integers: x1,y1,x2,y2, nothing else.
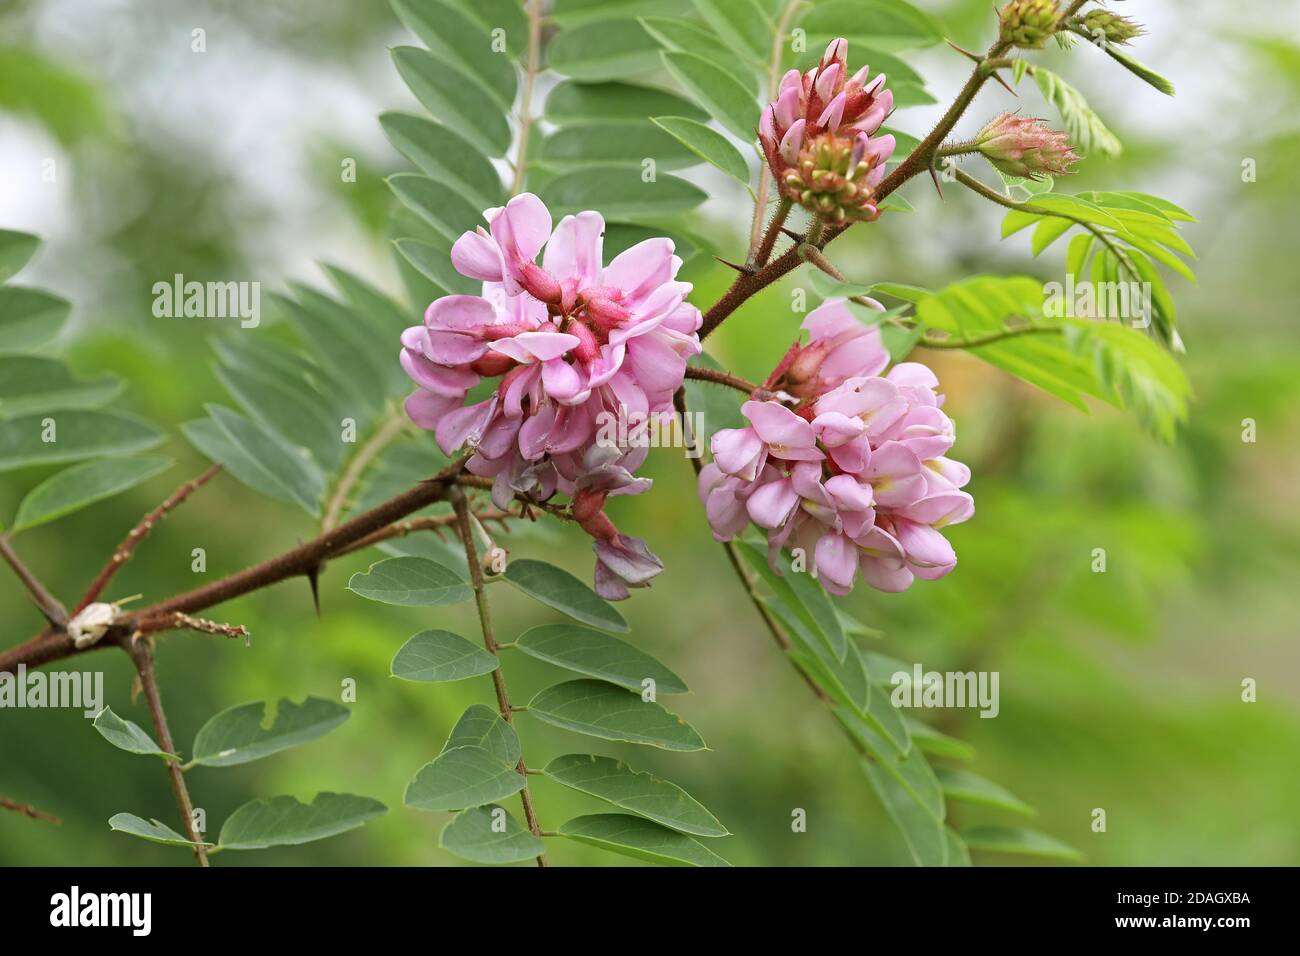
975,112,1080,179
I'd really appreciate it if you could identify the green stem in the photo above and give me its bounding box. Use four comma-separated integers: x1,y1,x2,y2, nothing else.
452,492,548,868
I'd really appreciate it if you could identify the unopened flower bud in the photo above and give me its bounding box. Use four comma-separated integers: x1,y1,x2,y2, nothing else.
998,0,1062,49
779,130,893,223
975,112,1079,180
1079,9,1145,46
519,261,562,305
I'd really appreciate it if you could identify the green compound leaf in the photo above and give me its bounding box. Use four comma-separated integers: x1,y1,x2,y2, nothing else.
503,559,627,632
442,704,520,768
217,793,387,850
962,825,1084,863
405,746,525,811
391,629,498,683
348,556,471,606
108,813,210,848
528,680,705,751
559,813,730,867
190,696,350,768
93,707,174,759
12,456,171,532
515,623,687,694
440,804,544,864
544,754,728,837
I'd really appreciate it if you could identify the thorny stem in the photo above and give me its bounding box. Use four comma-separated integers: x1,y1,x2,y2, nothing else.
128,641,209,866
76,465,222,614
452,492,547,867
333,508,515,559
0,535,67,625
510,0,544,196
750,197,793,272
682,365,762,395
746,0,806,266
0,455,471,675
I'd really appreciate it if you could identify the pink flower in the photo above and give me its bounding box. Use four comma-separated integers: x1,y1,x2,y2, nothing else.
403,193,700,599
759,38,896,222
698,300,973,595
765,297,890,399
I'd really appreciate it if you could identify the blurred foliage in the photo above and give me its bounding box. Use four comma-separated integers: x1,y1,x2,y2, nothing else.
2,0,1298,865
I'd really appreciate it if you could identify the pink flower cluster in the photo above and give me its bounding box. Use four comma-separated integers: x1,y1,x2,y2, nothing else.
698,299,973,595
400,193,702,599
759,37,897,222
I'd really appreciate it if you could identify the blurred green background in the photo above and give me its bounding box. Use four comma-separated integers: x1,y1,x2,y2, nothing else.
2,0,1298,866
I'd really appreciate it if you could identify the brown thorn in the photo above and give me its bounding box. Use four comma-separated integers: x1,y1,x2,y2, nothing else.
929,161,946,201
713,255,753,275
306,564,322,617
990,69,1018,96
946,39,983,63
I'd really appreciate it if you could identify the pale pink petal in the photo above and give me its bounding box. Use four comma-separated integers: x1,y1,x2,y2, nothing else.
824,473,874,511
541,356,584,403
450,229,504,282
404,390,459,430
743,400,815,452
602,238,678,309
711,426,765,481
746,477,799,529
543,211,605,289
815,531,859,591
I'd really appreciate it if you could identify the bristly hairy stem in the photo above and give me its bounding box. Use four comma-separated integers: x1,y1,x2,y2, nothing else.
745,0,806,266
128,641,209,866
0,535,67,626
682,365,762,395
750,197,793,272
452,492,547,868
510,0,544,196
76,465,221,614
